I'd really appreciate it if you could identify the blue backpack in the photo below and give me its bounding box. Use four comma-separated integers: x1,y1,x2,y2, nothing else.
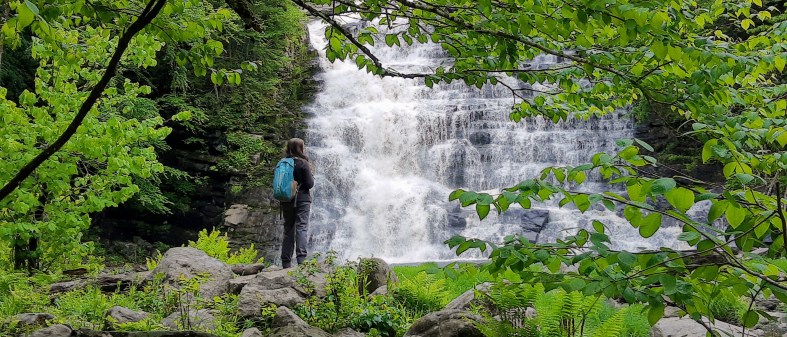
273,158,298,202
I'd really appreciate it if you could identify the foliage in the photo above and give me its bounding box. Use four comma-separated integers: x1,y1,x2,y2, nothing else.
295,256,414,337
477,283,648,337
391,272,450,316
297,0,787,332
187,228,262,265
0,0,246,271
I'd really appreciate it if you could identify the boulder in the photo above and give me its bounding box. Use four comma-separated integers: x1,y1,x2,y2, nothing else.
241,328,264,337
651,317,763,337
268,325,332,337
403,309,484,337
161,309,216,331
357,258,398,296
105,306,149,329
73,331,220,336
272,306,307,328
232,263,267,276
30,324,72,337
230,275,256,294
444,283,493,312
468,131,492,146
370,285,388,297
12,313,55,328
238,269,303,317
333,328,365,337
150,247,234,300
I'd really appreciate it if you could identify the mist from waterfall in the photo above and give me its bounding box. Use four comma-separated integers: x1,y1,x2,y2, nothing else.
303,19,687,263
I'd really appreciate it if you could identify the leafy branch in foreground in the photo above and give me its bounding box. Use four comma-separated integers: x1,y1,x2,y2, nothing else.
294,0,787,333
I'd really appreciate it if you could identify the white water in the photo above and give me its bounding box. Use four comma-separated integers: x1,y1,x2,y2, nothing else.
303,20,686,263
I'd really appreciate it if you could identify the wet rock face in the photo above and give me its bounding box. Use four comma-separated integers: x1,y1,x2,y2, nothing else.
468,131,491,146
221,201,282,264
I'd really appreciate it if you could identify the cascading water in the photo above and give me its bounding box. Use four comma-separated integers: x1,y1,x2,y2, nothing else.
304,20,687,263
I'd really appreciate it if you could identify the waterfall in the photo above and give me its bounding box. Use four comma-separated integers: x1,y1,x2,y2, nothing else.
303,20,687,263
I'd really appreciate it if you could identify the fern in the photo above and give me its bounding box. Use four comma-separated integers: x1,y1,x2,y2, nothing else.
392,272,450,315
588,308,627,337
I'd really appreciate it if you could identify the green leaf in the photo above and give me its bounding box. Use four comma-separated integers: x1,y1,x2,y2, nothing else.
665,187,694,212
775,56,786,73
708,200,728,223
477,204,490,220
449,189,465,201
648,302,665,326
677,231,700,242
743,310,759,328
651,178,677,195
639,213,662,238
618,251,636,266
17,2,35,29
459,191,478,207
702,139,718,163
726,205,746,229
593,220,605,233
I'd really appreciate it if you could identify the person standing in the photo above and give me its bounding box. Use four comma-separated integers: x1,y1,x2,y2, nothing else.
280,138,314,268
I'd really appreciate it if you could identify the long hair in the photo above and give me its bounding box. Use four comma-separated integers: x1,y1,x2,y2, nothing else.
286,138,313,170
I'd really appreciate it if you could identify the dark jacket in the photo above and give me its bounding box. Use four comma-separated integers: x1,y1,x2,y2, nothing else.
290,156,314,202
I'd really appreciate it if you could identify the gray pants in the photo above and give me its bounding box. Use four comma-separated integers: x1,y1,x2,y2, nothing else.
281,200,311,268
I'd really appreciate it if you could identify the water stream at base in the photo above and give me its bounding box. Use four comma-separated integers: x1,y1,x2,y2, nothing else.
303,20,687,263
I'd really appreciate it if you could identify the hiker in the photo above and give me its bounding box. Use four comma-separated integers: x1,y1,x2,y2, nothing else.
275,138,314,268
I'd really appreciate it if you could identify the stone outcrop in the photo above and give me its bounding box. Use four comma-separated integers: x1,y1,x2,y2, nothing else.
221,202,282,264
238,268,305,318
30,324,72,337
268,325,333,337
444,283,493,312
231,263,267,276
161,309,216,331
11,313,55,328
333,328,365,337
50,272,150,294
272,306,307,328
651,317,762,337
403,309,484,337
105,306,149,329
240,328,264,337
149,247,233,300
358,258,398,296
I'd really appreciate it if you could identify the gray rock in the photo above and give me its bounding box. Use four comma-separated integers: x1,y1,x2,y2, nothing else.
73,331,220,337
370,285,388,297
230,275,256,294
241,328,264,337
403,309,484,337
222,203,283,264
444,283,492,312
30,324,72,337
358,258,398,296
106,306,149,329
150,247,234,300
468,132,491,146
231,263,266,276
239,287,306,317
333,328,365,337
161,309,216,331
664,306,683,318
651,317,763,337
12,313,55,327
273,306,307,328
268,325,332,337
